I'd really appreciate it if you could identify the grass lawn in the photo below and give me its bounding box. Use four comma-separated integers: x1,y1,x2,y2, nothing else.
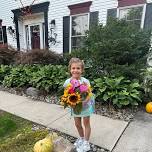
0,110,49,152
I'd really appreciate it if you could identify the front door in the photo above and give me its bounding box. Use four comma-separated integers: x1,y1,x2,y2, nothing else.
30,25,40,49
25,23,44,50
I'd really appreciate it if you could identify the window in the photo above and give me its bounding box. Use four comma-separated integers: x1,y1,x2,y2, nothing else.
119,6,143,28
71,13,89,50
0,27,4,43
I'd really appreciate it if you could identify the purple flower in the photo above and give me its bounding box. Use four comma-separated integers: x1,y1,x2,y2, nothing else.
79,84,88,93
70,79,80,88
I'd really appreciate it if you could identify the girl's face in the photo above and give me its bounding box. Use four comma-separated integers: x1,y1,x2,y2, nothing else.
70,62,83,79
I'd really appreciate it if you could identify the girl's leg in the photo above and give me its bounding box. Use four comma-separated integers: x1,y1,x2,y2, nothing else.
83,116,91,141
74,117,84,138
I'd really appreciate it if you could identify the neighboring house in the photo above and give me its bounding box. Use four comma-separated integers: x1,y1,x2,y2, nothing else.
0,0,152,54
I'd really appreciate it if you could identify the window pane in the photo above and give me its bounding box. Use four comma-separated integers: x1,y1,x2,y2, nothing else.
71,36,85,50
119,9,128,19
0,28,3,42
127,20,141,28
119,6,143,28
72,14,88,36
127,7,143,20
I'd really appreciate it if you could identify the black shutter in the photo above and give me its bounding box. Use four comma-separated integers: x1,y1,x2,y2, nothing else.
107,8,117,24
2,26,7,44
63,16,70,53
89,11,99,29
144,3,152,29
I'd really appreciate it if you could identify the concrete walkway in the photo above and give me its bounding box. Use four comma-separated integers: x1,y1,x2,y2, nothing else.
113,111,152,152
0,91,128,151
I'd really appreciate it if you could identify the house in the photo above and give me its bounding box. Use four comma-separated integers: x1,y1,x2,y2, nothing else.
0,0,152,54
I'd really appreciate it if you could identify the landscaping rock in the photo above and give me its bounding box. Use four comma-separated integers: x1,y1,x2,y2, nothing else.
53,136,75,152
26,87,39,97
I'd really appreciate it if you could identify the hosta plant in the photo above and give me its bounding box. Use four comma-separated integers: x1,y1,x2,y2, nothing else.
141,67,152,100
30,65,68,93
93,76,142,108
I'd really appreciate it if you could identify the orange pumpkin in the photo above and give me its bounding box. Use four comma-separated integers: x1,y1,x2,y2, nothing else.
146,102,152,113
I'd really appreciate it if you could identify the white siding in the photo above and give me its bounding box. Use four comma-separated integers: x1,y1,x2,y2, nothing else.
0,0,47,49
147,0,152,3
48,0,118,54
0,0,118,53
0,0,18,48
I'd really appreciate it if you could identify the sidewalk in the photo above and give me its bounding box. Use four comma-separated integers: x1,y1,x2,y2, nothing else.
0,91,128,151
113,111,152,152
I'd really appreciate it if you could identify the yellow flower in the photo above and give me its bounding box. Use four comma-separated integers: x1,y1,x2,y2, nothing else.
61,95,68,103
67,83,72,87
67,93,81,106
64,89,69,97
63,84,73,96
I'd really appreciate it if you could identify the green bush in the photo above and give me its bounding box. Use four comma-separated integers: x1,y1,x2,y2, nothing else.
141,67,152,100
0,65,12,84
63,18,151,80
93,76,142,108
1,64,68,94
30,65,68,93
86,18,151,80
3,65,40,88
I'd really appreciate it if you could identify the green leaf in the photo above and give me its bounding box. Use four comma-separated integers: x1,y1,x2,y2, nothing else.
130,82,140,88
130,93,142,101
120,100,129,105
113,98,118,104
130,100,139,106
103,94,109,101
99,87,107,93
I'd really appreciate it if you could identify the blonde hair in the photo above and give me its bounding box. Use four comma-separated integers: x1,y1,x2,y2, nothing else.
68,57,85,73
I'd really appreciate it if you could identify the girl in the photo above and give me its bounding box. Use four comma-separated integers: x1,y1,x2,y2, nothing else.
63,58,95,152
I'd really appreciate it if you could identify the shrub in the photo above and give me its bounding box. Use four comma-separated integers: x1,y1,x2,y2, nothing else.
0,65,12,84
0,48,18,65
141,67,152,100
86,18,151,80
3,65,40,88
15,49,63,65
30,65,68,93
63,18,151,81
93,76,142,108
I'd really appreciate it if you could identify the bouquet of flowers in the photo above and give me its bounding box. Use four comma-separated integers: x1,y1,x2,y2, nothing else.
60,79,92,114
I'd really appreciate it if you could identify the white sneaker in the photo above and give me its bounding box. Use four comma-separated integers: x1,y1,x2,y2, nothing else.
77,140,91,152
76,147,84,152
74,137,84,148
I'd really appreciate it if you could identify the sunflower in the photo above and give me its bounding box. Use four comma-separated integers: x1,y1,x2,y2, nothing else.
61,95,68,103
67,93,81,106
